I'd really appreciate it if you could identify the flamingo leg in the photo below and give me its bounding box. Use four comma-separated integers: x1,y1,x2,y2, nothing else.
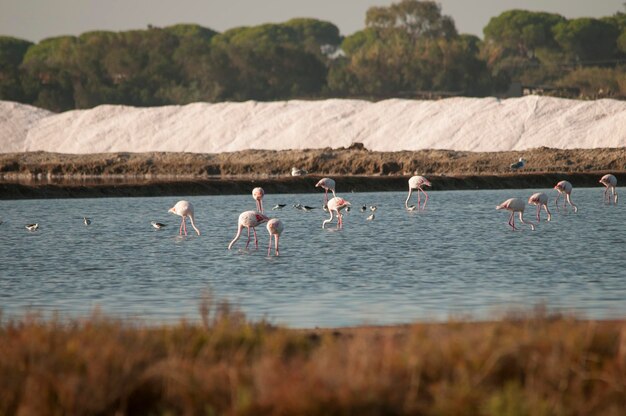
421,188,429,210
274,235,280,256
324,190,328,205
566,194,578,212
544,204,552,221
535,205,540,221
267,234,272,256
245,227,251,248
253,227,258,249
555,194,561,211
508,212,517,230
417,191,421,209
179,218,184,235
183,217,188,235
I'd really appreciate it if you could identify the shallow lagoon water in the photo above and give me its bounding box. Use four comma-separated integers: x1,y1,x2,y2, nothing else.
0,188,624,327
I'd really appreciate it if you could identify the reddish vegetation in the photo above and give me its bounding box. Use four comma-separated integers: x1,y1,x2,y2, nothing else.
0,304,624,415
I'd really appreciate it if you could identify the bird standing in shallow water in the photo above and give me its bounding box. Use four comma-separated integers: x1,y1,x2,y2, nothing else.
496,198,536,231
168,200,201,236
405,175,431,210
25,223,39,231
252,187,265,213
366,213,375,221
315,178,336,205
554,180,578,212
528,192,551,222
272,204,286,210
83,217,91,226
599,174,618,204
151,221,166,229
322,197,351,229
228,211,269,250
266,218,284,256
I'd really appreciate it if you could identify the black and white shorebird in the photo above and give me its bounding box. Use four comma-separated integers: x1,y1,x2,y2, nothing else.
370,205,378,211
272,204,286,210
366,213,375,221
360,205,367,212
291,167,308,176
510,157,526,171
406,205,418,212
151,221,166,229
25,223,39,231
83,217,92,226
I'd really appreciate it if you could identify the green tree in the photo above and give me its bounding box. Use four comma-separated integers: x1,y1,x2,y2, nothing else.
0,36,33,101
553,18,620,64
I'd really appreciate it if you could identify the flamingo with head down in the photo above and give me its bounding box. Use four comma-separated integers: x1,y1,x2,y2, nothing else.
528,192,551,222
266,218,284,256
599,174,618,204
554,180,578,212
168,200,200,236
496,198,536,231
228,211,269,250
322,197,351,229
405,175,431,210
315,178,336,205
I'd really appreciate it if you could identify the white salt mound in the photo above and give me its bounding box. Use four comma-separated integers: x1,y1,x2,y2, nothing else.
1,96,625,154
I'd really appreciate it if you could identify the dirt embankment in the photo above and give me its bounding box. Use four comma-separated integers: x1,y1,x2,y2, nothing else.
0,147,623,199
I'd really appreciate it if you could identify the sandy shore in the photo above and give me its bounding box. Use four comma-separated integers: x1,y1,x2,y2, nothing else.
0,148,623,199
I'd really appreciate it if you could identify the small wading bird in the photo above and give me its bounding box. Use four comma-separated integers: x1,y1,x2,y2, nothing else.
510,157,526,171
291,167,307,176
370,205,377,211
366,213,375,221
266,218,284,256
25,223,39,231
151,221,166,229
315,178,336,205
528,192,551,222
599,174,618,204
322,197,351,229
252,187,265,213
228,211,269,250
496,198,536,231
360,205,367,212
272,204,286,210
168,200,201,236
83,217,91,226
554,180,578,212
405,175,431,210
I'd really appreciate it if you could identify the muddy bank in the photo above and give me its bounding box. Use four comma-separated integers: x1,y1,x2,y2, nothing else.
1,172,622,200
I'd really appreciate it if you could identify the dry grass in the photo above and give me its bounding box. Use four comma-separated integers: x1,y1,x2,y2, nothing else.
0,303,624,415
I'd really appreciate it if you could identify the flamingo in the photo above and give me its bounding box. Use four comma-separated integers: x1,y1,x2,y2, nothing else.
528,192,552,222
228,211,269,250
599,174,618,204
554,180,578,212
322,197,351,229
315,178,336,205
252,187,265,213
266,218,284,256
496,198,536,231
405,175,431,210
168,200,201,236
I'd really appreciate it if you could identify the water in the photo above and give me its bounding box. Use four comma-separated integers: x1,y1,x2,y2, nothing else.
0,188,624,327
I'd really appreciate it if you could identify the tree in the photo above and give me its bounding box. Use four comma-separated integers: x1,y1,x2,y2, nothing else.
553,18,620,64
0,36,33,101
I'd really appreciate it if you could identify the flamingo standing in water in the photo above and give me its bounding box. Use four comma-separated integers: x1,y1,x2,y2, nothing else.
168,200,201,236
252,187,265,213
322,197,351,229
554,180,578,212
528,192,551,222
496,198,536,231
599,174,618,204
315,178,336,206
405,175,431,210
228,211,269,250
266,218,284,256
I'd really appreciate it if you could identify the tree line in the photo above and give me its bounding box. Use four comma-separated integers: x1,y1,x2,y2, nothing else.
1,0,626,112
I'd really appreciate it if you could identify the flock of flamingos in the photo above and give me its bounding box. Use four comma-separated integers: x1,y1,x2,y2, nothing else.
162,173,619,257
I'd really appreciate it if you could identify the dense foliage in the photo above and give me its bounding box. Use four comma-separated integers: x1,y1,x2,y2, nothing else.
2,0,626,111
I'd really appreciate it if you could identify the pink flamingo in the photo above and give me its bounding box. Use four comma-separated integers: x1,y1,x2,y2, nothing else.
168,200,200,236
405,175,431,210
528,192,551,222
252,187,265,213
599,174,618,204
322,197,351,229
554,180,578,212
266,218,284,256
496,198,536,231
228,210,269,250
315,178,336,205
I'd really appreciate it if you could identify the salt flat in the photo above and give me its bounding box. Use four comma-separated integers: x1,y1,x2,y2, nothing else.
1,96,625,153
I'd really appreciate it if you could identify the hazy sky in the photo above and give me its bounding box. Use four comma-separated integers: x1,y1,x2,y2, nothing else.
1,0,624,42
